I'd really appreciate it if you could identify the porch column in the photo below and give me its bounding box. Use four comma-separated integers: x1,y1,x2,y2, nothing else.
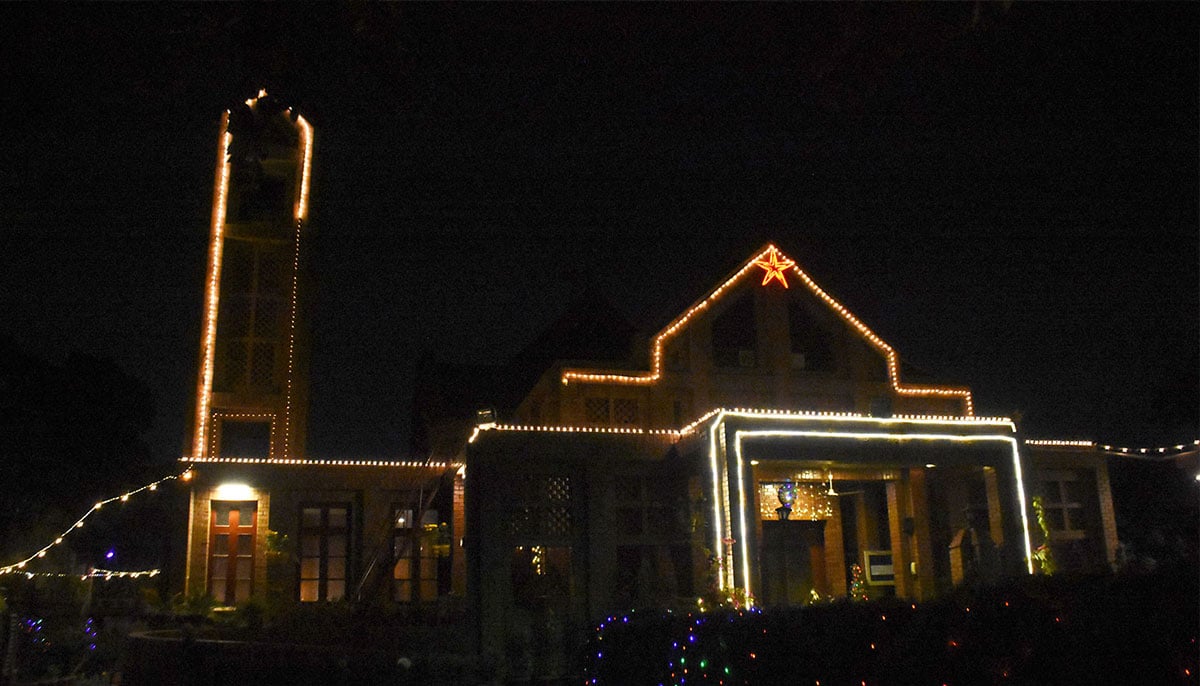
907,468,936,601
983,466,1005,546
824,503,847,598
886,479,912,599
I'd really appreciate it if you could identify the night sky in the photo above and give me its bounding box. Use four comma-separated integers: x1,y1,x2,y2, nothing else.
2,3,1196,467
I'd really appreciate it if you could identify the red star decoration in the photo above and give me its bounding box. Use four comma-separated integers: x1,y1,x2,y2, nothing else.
754,249,796,288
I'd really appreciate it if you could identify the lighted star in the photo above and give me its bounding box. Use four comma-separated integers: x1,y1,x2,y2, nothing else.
754,249,796,288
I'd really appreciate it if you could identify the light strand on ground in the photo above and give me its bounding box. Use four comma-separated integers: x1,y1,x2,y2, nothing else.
0,470,190,575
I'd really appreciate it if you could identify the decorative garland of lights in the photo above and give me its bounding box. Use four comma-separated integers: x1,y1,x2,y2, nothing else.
560,245,975,415
210,412,277,460
192,90,314,462
179,456,460,468
1025,438,1200,455
469,408,1016,445
582,596,1198,686
0,471,190,575
12,569,161,581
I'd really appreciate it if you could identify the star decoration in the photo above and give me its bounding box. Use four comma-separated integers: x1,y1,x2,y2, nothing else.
754,249,796,288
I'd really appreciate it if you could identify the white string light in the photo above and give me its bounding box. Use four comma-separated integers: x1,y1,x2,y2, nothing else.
0,470,190,576
14,569,161,581
1026,438,1200,456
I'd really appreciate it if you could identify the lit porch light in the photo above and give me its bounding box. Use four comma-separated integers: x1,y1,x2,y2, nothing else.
213,483,256,500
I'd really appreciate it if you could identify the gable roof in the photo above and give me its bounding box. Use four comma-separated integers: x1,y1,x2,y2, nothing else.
561,243,976,415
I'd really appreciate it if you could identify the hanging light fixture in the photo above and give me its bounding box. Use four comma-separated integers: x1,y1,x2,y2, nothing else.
775,479,796,520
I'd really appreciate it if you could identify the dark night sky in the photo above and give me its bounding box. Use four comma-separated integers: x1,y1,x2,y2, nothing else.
1,3,1196,467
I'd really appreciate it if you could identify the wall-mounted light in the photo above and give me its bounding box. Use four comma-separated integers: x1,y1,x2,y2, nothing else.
213,483,256,501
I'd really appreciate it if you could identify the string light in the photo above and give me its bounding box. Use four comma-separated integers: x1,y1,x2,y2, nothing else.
193,92,313,462
561,244,975,415
0,471,187,576
1026,438,1200,457
283,114,314,458
179,456,460,468
193,113,233,460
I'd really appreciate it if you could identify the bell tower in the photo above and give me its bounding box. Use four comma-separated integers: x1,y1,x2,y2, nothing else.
189,90,314,462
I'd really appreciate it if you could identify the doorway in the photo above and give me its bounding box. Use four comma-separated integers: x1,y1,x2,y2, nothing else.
760,520,827,606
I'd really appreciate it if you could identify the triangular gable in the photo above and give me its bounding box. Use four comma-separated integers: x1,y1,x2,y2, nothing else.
561,243,975,415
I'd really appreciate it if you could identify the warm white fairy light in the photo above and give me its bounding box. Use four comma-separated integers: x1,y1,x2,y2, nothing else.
193,113,233,460
1028,438,1200,456
0,471,188,576
282,114,314,458
179,456,460,468
1024,439,1094,447
210,413,277,460
731,428,1035,599
560,244,976,415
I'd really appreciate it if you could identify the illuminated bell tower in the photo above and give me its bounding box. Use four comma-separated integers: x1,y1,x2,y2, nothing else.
189,90,314,462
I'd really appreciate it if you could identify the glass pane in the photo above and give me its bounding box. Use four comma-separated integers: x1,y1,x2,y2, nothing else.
212,582,230,605
301,536,320,556
210,557,228,580
419,556,436,578
419,580,437,600
212,534,229,555
395,509,413,529
302,508,322,528
300,558,320,579
328,535,346,557
393,558,412,581
214,504,231,526
237,534,253,555
328,508,348,529
236,506,256,527
393,579,412,602
236,557,253,581
1046,508,1066,531
235,580,252,604
299,581,319,602
327,557,346,580
326,580,345,601
1063,479,1086,505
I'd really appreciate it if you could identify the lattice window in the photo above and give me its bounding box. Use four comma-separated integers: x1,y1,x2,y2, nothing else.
510,475,573,539
612,398,638,425
249,342,275,389
585,397,610,425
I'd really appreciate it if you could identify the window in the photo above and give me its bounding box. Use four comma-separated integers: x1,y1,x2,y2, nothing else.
214,239,287,393
392,506,441,602
510,475,573,539
218,420,271,459
299,504,350,602
585,397,638,426
788,301,834,372
585,397,610,425
712,293,756,368
1036,472,1087,534
208,501,256,605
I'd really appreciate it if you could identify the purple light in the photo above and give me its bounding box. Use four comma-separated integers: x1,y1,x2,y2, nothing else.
105,550,115,560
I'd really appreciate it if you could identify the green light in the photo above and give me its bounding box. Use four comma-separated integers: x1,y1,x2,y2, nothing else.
700,659,707,669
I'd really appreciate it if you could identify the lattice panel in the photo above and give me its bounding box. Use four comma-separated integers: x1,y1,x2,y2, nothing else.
542,507,572,537
612,399,638,425
249,342,275,388
545,476,571,504
585,397,609,425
